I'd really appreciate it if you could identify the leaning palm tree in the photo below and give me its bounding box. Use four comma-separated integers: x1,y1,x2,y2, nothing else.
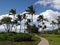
37,15,48,33
17,14,22,32
1,17,12,32
26,5,35,23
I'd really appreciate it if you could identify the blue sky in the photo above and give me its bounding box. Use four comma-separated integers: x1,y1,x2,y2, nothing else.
0,0,60,15
0,0,37,15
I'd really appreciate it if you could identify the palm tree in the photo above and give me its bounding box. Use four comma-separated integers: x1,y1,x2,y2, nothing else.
13,19,18,32
17,14,22,32
26,5,35,23
51,20,56,33
25,19,31,33
51,21,56,30
1,17,12,32
22,14,27,33
9,9,17,32
37,15,47,33
9,9,16,18
57,16,60,33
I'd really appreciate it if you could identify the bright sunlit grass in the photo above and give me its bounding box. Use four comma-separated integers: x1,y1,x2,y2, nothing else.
40,34,60,45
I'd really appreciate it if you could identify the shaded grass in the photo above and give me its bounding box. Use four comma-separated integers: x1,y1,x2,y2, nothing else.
40,34,60,45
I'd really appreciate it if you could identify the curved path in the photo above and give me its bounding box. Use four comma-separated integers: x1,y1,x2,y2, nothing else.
38,37,49,45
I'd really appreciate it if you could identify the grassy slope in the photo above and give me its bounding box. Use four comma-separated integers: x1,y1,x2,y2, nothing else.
40,34,60,45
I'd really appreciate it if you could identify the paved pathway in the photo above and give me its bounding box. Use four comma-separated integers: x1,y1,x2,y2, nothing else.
38,37,49,45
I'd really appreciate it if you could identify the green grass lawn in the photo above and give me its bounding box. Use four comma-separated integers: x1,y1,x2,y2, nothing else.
40,34,60,45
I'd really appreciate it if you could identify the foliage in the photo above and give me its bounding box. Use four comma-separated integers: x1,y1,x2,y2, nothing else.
26,24,38,33
1,17,12,24
26,5,35,15
9,9,16,15
0,33,36,42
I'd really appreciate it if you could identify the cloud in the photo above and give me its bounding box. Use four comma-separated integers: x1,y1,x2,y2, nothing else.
40,10,60,30
35,0,60,9
40,10,60,22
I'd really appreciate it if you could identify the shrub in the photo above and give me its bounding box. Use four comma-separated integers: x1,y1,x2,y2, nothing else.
14,33,32,42
0,33,32,42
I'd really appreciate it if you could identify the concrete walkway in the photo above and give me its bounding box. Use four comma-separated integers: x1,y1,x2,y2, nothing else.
38,37,49,45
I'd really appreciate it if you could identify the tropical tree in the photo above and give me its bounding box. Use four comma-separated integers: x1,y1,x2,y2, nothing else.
9,9,16,18
26,5,35,23
26,24,38,33
17,14,22,32
37,15,47,33
57,16,60,33
9,9,16,15
51,20,57,34
51,21,56,30
22,14,27,33
1,17,12,32
25,19,31,33
9,9,17,32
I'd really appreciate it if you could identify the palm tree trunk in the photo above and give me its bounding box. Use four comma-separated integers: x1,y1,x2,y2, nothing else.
7,24,10,32
24,19,26,33
42,21,44,33
32,15,33,23
31,14,33,24
19,21,21,32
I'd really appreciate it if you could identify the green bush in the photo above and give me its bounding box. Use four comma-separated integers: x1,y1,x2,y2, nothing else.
0,33,32,42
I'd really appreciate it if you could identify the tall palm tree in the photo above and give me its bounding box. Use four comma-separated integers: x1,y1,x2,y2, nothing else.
22,14,27,33
1,17,12,32
25,19,31,33
57,16,60,33
13,19,18,32
51,20,56,33
37,15,47,33
17,14,22,32
51,21,56,30
26,5,35,23
9,9,16,32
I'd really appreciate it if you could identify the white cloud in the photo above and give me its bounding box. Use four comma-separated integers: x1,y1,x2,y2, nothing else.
35,0,60,9
40,10,60,22
40,10,60,30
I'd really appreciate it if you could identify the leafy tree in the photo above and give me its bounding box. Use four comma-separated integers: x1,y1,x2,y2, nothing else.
1,17,12,32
